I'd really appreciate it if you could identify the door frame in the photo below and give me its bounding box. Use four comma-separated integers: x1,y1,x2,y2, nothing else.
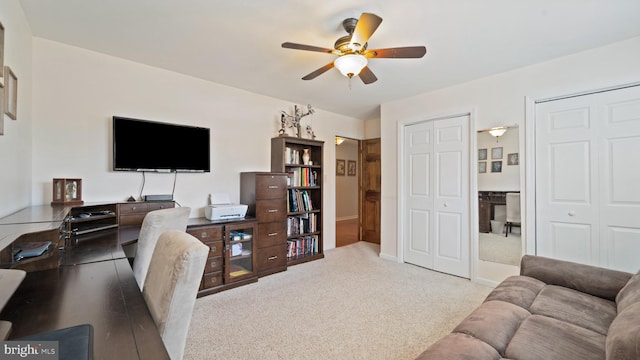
396,110,478,280
524,82,640,258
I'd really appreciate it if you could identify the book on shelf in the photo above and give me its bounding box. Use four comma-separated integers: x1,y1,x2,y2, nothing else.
286,213,317,236
287,168,318,187
287,189,315,212
286,235,319,258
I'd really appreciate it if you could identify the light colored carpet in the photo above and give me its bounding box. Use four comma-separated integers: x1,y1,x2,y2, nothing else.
479,232,522,266
184,241,492,360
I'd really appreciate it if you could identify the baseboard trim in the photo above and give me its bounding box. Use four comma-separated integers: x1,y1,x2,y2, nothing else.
336,216,358,222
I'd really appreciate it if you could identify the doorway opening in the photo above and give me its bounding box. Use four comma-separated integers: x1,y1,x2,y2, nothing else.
335,136,360,247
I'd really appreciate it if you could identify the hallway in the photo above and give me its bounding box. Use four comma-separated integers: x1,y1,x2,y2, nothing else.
336,218,359,247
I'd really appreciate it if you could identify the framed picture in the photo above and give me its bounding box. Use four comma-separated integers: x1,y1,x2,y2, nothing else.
347,160,357,176
478,148,487,160
491,147,503,159
491,161,502,173
0,82,4,135
336,159,345,176
4,66,17,120
0,22,4,77
478,162,487,173
507,153,519,165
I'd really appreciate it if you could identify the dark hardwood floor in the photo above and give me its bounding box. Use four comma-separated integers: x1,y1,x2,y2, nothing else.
336,218,359,247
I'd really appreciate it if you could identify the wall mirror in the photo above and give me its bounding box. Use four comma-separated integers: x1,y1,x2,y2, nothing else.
476,125,521,270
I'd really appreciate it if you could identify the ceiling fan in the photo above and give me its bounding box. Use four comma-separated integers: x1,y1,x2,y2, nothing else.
282,12,427,84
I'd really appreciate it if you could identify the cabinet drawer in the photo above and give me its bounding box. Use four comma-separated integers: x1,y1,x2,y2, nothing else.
201,271,223,290
257,222,287,248
204,256,223,273
119,214,146,226
256,199,286,222
148,202,175,211
187,226,223,242
255,174,287,200
256,244,287,272
203,240,223,258
119,203,149,214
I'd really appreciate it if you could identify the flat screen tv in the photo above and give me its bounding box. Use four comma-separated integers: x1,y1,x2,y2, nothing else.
113,116,211,172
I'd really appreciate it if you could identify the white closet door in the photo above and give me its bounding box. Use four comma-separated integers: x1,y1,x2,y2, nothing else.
403,115,470,278
535,85,640,272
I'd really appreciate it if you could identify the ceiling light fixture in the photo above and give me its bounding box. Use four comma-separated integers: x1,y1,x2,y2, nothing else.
487,126,508,141
334,54,368,78
335,136,345,145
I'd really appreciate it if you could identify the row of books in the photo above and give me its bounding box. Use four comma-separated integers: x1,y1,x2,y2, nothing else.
284,147,305,165
287,167,318,187
287,189,315,212
287,235,319,258
287,213,318,236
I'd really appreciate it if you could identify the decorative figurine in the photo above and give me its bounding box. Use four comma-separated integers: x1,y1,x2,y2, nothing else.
280,104,315,138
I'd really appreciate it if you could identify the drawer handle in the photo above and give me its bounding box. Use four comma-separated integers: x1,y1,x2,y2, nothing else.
268,185,279,189
267,232,278,237
210,261,218,267
201,232,208,238
210,245,216,252
268,256,278,260
267,209,278,213
210,278,217,284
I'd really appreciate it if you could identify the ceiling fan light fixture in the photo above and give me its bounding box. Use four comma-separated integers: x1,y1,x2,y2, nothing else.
334,54,368,78
488,126,508,138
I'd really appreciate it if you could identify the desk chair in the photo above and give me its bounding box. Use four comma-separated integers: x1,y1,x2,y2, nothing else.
505,192,521,237
132,207,190,290
0,269,26,339
143,230,208,360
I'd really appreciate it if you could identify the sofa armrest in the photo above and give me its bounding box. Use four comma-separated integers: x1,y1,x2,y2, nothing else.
520,255,632,301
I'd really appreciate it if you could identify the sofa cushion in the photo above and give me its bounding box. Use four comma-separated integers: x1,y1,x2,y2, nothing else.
616,271,640,313
606,302,640,360
453,300,530,356
415,333,501,360
505,315,606,360
529,285,616,335
484,275,545,310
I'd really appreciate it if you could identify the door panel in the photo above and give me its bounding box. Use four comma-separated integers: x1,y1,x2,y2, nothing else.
361,138,381,244
536,85,640,272
403,115,469,278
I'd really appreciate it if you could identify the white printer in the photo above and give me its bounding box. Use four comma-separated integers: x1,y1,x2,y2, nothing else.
204,193,248,221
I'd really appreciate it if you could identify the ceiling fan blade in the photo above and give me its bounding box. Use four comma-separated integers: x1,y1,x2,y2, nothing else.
350,13,383,48
364,46,427,58
282,42,337,54
359,66,378,84
302,62,335,80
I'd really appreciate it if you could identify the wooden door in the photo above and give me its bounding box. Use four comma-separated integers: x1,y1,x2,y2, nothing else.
361,138,381,244
535,85,640,272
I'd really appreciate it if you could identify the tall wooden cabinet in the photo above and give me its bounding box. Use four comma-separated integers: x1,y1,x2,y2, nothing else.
240,172,288,276
271,136,324,265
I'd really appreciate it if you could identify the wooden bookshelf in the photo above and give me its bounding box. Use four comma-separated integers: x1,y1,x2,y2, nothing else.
271,136,324,265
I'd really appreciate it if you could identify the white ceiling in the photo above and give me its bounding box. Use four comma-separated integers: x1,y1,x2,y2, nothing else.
18,0,640,120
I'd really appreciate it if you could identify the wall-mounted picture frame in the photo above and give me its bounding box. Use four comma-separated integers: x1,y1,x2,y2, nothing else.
0,82,4,135
478,162,487,173
347,160,357,176
507,153,519,165
0,22,4,78
491,161,502,173
478,148,487,160
4,66,17,120
491,147,503,159
336,159,345,176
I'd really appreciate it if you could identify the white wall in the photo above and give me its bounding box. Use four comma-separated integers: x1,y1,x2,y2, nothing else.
335,139,358,220
380,36,640,261
30,38,365,250
0,0,33,218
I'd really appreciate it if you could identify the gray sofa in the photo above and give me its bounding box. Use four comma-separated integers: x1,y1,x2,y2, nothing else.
416,255,640,360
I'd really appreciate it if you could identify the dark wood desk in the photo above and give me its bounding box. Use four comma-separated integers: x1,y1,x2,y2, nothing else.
0,216,169,360
478,191,518,233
